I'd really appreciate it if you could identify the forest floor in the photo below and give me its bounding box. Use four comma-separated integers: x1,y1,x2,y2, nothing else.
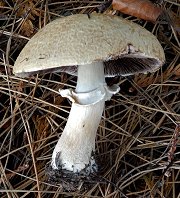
0,0,180,197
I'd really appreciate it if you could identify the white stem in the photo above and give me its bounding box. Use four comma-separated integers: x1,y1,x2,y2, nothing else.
51,63,119,173
76,63,105,93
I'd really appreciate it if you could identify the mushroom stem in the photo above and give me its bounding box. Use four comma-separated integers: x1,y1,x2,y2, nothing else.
51,63,119,173
76,63,105,93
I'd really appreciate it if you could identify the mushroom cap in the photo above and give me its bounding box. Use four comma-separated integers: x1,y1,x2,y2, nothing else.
13,13,165,77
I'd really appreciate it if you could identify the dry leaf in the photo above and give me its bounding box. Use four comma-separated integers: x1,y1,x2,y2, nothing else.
112,0,163,22
15,0,41,36
173,64,180,76
168,11,180,36
20,19,34,36
33,115,50,143
0,0,5,7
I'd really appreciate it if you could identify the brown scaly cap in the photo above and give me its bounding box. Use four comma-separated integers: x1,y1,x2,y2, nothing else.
13,13,165,77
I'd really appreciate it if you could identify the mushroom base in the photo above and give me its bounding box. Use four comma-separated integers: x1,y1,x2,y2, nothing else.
47,153,102,191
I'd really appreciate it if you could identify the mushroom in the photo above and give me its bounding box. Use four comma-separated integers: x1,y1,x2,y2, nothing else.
13,13,165,175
